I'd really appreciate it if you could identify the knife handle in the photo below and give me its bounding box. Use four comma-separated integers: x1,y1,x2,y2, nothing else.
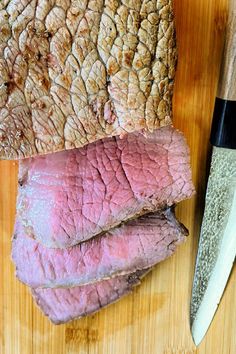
217,0,236,101
210,0,236,149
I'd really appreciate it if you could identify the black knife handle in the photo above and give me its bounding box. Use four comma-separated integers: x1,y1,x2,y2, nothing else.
210,98,236,149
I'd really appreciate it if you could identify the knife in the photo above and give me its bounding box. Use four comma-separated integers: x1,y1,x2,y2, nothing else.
190,0,236,345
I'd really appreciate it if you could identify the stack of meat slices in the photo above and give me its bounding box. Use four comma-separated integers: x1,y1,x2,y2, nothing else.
12,126,194,324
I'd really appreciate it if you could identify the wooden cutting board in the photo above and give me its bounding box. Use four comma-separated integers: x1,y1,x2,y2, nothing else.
0,1,235,353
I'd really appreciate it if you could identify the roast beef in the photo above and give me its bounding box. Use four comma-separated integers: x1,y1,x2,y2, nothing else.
16,126,194,248
0,0,177,160
12,209,187,288
32,270,148,324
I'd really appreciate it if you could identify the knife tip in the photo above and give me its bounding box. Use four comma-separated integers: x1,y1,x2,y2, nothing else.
191,326,203,347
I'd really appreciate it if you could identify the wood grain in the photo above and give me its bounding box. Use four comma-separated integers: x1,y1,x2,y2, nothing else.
0,1,235,353
217,0,236,100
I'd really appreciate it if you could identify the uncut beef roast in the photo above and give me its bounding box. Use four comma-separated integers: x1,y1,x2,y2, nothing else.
16,126,194,248
1,0,195,325
12,209,188,288
0,0,177,159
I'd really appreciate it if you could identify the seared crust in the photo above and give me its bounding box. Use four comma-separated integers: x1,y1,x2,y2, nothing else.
0,0,177,159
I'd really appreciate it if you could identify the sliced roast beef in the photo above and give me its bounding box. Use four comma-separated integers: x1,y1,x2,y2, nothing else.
32,270,148,324
13,209,187,288
0,0,177,160
16,126,194,248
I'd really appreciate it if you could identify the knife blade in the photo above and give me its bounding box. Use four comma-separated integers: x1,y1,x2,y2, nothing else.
190,0,236,345
191,146,236,345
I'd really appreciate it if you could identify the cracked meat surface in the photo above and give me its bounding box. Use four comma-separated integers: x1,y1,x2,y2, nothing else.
0,0,177,159
12,210,188,288
32,270,148,324
16,126,195,248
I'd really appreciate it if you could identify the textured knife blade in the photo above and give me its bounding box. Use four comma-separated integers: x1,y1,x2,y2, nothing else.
191,146,236,345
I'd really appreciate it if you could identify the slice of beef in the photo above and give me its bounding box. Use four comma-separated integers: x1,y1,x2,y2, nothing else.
32,270,148,324
12,209,188,288
16,126,195,248
0,0,177,160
